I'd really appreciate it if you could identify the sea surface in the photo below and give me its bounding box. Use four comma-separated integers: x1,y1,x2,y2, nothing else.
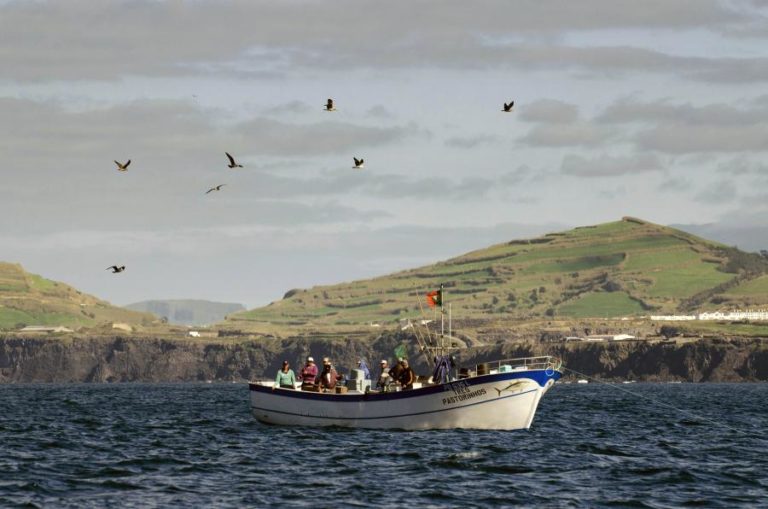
1,382,766,508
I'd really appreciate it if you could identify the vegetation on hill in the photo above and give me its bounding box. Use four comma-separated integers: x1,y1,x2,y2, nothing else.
227,218,768,334
0,262,154,330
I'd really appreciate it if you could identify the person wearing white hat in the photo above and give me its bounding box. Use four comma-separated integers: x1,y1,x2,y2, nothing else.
376,359,392,392
299,356,318,390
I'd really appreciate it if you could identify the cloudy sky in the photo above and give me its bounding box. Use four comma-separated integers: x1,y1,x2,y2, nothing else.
2,0,768,308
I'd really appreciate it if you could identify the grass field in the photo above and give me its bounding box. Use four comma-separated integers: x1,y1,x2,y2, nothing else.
725,275,768,296
557,291,646,318
0,262,155,330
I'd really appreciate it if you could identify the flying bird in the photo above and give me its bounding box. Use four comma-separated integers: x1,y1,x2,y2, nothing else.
324,98,336,111
502,101,514,112
114,160,131,171
353,157,364,169
225,152,243,168
206,184,226,194
106,265,126,273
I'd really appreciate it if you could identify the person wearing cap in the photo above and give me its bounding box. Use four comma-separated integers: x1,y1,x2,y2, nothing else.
377,359,392,391
299,356,318,390
274,360,296,390
397,359,416,390
317,357,341,392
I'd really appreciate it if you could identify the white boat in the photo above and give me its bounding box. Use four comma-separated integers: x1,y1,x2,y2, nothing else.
249,356,562,430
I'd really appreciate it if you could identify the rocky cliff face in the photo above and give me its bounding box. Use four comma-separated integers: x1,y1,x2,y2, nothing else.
461,339,768,382
0,335,766,383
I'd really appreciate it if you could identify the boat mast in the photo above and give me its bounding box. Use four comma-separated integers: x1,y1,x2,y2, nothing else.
440,283,445,357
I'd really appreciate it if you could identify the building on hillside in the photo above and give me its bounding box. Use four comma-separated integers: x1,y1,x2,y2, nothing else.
584,334,636,341
651,310,768,321
698,310,768,321
651,315,697,321
19,325,74,333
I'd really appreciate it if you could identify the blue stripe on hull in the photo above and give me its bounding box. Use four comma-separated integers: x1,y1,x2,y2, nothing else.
252,387,539,421
249,369,560,403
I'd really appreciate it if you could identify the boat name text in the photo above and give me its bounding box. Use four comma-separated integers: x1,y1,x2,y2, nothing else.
442,381,486,405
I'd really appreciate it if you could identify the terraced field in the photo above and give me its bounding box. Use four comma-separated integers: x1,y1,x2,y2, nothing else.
227,217,768,332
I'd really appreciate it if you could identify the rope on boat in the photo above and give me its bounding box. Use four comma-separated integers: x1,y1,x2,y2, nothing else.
561,366,761,439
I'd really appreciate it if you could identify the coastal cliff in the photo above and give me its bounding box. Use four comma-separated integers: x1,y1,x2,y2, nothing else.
1,335,766,383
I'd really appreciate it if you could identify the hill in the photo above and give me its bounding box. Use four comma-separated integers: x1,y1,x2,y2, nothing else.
125,299,245,326
0,262,154,330
226,217,768,333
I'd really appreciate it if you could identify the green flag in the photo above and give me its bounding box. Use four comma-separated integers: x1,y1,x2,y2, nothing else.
393,343,407,360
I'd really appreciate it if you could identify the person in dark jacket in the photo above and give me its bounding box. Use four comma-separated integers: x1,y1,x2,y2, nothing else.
317,357,341,391
388,357,404,382
397,359,416,390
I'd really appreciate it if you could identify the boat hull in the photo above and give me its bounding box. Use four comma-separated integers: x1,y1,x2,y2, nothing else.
249,369,560,430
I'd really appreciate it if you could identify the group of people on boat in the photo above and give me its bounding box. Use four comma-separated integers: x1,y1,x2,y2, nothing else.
274,355,417,392
274,356,341,391
376,358,415,391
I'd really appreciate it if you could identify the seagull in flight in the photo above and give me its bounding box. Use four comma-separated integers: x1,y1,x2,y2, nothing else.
114,160,131,171
502,101,514,112
324,98,336,111
106,265,126,273
225,152,243,168
206,184,226,194
353,157,364,169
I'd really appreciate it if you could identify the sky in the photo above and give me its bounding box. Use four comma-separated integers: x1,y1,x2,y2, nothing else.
2,0,768,308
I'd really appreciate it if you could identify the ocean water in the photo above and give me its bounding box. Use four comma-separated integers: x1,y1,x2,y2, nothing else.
1,383,766,508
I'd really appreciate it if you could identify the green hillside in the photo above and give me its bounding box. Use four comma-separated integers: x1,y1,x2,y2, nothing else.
227,217,768,332
0,262,155,330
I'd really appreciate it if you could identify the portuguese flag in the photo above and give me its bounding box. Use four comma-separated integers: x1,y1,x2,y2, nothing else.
426,287,443,308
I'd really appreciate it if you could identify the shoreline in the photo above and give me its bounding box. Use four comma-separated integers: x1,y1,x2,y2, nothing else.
1,333,766,384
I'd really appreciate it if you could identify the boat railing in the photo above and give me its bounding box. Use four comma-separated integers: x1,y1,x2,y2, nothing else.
463,355,561,378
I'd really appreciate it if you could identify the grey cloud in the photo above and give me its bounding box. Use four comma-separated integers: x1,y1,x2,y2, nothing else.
519,122,611,147
594,97,768,154
194,166,540,202
235,118,425,156
636,124,768,153
598,97,768,126
598,186,627,199
561,153,663,177
519,99,579,124
444,134,500,149
0,97,219,164
694,180,738,204
717,157,768,175
262,101,313,116
656,177,693,192
0,0,755,81
0,97,422,168
366,105,395,119
0,96,431,236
